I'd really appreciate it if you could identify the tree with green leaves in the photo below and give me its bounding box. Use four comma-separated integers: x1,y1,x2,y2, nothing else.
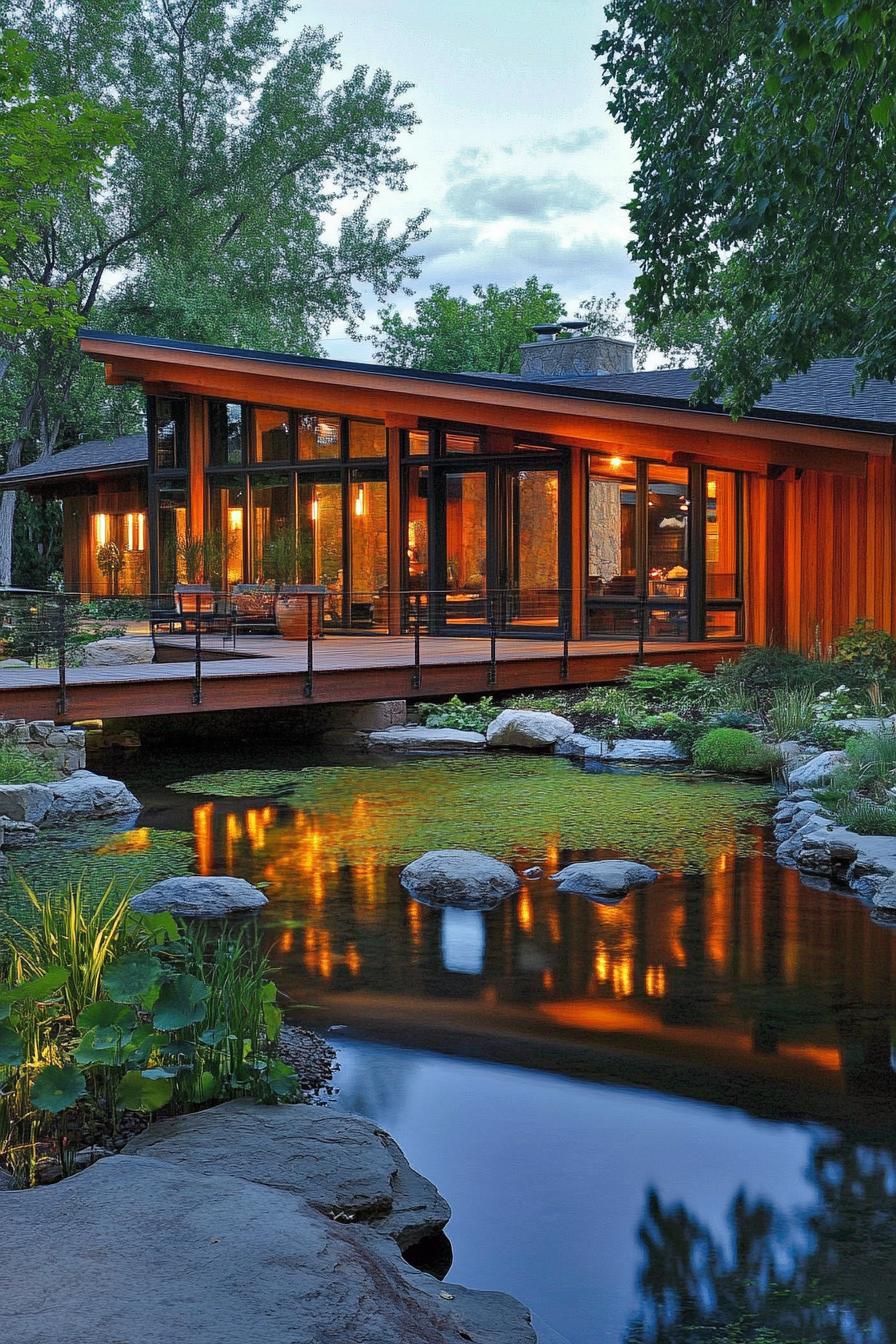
595,1,896,415
0,0,426,585
372,278,638,373
0,29,126,349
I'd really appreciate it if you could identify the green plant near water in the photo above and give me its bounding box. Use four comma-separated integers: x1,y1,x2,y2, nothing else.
692,728,782,777
0,745,56,785
834,617,896,682
503,692,571,715
623,662,706,707
816,730,896,814
831,797,896,837
419,695,497,733
766,686,818,741
0,883,298,1187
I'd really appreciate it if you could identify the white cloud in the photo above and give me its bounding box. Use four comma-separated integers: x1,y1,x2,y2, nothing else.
444,171,609,222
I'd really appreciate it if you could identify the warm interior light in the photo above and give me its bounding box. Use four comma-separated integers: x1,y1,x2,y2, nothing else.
707,479,717,498
94,513,110,546
610,456,624,469
354,484,366,517
228,506,244,531
310,493,319,522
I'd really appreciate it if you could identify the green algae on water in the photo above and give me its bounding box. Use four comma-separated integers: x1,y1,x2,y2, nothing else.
169,768,308,797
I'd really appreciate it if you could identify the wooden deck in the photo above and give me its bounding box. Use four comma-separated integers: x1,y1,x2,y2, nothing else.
0,634,744,723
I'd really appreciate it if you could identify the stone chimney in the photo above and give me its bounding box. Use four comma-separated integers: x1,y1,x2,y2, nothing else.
520,321,635,380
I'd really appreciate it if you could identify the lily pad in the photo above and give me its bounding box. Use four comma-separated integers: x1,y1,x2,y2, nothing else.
103,952,162,1004
152,973,209,1031
31,1063,86,1114
0,1024,24,1066
117,1069,172,1112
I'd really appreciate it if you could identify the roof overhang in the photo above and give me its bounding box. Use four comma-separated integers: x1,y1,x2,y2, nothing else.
80,330,895,475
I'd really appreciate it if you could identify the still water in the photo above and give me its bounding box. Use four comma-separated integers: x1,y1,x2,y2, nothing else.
10,748,896,1343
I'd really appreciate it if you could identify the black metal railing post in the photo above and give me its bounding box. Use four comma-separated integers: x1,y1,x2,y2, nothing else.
488,592,497,686
192,596,203,705
637,589,647,665
304,592,314,697
560,593,570,681
412,592,422,689
55,592,67,717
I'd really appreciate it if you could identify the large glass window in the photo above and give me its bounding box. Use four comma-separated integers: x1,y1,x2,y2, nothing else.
588,456,638,598
252,409,291,464
349,469,388,628
407,430,431,457
153,398,187,471
507,466,559,625
209,402,244,466
298,475,343,624
156,483,188,593
646,464,690,639
251,474,294,581
444,431,480,455
444,470,488,623
348,420,386,459
705,468,743,639
208,475,246,586
299,413,341,461
405,466,429,592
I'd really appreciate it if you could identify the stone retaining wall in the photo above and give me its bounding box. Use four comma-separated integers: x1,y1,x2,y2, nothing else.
0,718,86,775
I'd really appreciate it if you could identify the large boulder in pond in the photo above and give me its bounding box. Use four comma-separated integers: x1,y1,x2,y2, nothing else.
44,770,139,823
486,709,574,750
368,725,486,752
2,1153,537,1344
0,782,53,824
130,875,267,917
401,849,520,910
593,739,687,763
551,859,659,902
123,1099,449,1252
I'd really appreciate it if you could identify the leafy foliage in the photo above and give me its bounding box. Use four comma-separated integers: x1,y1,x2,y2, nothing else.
834,618,896,681
623,662,706,708
418,695,497,733
692,729,782,777
372,279,641,373
766,686,819,741
0,0,426,583
0,885,298,1185
595,1,896,412
0,744,55,784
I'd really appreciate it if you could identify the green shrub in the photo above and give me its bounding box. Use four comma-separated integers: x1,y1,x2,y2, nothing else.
0,882,299,1187
418,695,497,733
692,728,781,776
623,662,706,707
712,646,839,697
709,708,758,729
834,618,896,681
0,745,56,785
647,713,709,756
833,797,896,836
766,686,818,741
811,720,856,751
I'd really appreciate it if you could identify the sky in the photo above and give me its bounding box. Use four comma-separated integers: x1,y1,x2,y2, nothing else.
282,0,635,360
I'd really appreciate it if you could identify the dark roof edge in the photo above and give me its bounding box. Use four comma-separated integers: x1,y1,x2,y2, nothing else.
80,329,896,437
1,460,143,488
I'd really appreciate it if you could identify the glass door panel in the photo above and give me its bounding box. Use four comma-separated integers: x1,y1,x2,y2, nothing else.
442,470,488,626
586,455,639,637
505,466,560,627
298,476,343,627
349,469,388,629
646,464,690,639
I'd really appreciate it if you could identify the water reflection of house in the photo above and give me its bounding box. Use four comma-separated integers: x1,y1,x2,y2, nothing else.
176,799,896,1129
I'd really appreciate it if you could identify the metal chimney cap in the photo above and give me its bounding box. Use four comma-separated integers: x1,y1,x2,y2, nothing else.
559,319,590,335
530,322,565,342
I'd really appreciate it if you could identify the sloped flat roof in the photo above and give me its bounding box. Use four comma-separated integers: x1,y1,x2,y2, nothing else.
79,329,896,435
1,433,147,489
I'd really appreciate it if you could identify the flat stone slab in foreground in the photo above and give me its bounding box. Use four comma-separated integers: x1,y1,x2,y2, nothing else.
130,875,268,916
552,859,660,900
369,725,486,751
401,848,520,910
3,1154,535,1344
124,1099,449,1250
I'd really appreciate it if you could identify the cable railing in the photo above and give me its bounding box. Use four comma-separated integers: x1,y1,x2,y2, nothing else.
0,584,576,710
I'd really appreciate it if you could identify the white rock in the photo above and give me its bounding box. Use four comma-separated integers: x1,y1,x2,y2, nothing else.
0,783,52,824
368,725,486,751
551,859,659,900
130,875,267,917
44,771,140,823
872,874,896,910
787,750,847,788
597,739,687,763
80,637,154,666
486,709,574,750
400,848,520,910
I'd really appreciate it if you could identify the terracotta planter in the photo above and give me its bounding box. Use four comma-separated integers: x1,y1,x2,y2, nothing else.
274,586,325,640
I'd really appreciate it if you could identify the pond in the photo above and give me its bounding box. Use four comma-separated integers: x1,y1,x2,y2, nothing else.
7,746,896,1344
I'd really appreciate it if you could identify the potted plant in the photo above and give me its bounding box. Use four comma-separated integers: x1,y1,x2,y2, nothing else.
262,529,322,639
175,533,205,584
96,539,124,596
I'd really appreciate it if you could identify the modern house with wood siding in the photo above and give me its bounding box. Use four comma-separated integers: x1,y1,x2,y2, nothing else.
4,325,896,656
